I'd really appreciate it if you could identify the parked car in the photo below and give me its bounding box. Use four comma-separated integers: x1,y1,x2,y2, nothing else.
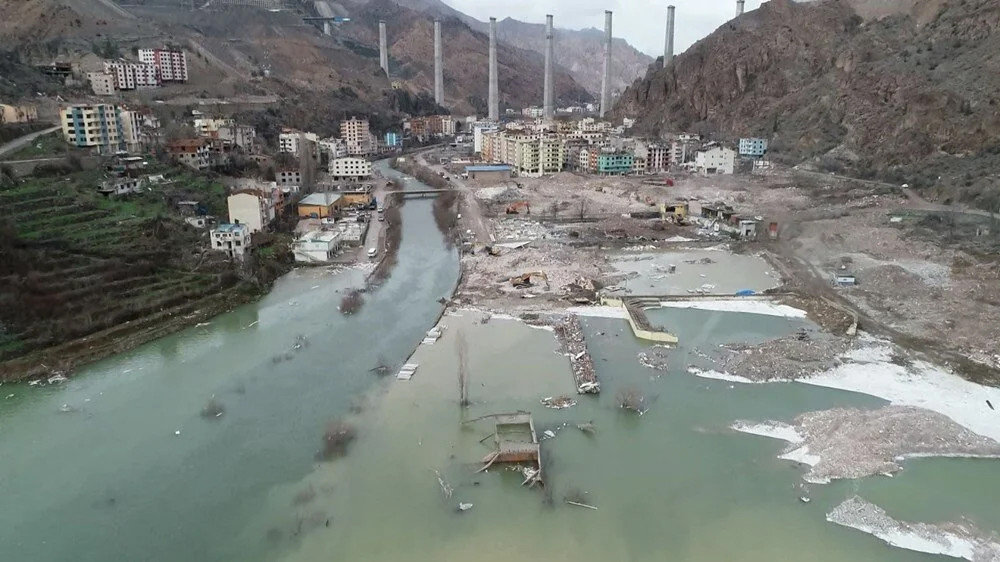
367,247,378,258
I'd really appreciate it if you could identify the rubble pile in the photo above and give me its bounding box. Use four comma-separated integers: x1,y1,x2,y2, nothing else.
828,496,1000,560
780,406,1000,482
554,316,599,393
492,219,563,242
638,347,671,371
709,333,848,381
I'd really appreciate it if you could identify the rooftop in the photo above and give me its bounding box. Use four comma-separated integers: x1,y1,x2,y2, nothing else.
465,165,512,172
299,192,343,206
215,223,247,233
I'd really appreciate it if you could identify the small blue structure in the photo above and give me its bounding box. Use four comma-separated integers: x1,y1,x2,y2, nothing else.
735,289,756,296
738,138,768,158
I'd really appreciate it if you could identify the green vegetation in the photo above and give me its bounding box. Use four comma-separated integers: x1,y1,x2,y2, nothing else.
3,132,69,161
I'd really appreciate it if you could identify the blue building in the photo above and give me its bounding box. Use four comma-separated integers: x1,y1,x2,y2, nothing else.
385,131,401,147
738,138,768,158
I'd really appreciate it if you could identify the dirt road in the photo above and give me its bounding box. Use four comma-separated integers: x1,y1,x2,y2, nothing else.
416,151,492,244
0,126,60,159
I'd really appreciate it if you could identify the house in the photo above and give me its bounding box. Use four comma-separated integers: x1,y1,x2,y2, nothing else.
166,138,210,170
278,129,320,157
185,216,214,229
99,177,144,196
329,157,372,181
464,164,512,181
298,192,344,218
293,230,342,263
695,146,736,174
227,189,281,233
211,223,251,260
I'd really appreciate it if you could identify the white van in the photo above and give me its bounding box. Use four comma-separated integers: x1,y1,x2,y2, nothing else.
367,247,378,258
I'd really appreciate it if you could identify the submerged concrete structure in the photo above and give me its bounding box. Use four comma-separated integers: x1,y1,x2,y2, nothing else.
664,5,675,66
434,19,444,105
600,10,612,118
543,14,554,121
379,20,388,75
488,17,499,120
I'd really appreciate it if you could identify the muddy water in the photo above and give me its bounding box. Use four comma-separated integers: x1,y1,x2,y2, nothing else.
0,159,459,561
610,249,778,295
266,306,997,561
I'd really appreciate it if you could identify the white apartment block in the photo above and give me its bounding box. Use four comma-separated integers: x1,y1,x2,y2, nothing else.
88,72,116,96
319,138,348,159
104,60,160,90
194,118,234,135
227,189,279,234
212,223,251,260
695,146,736,175
329,157,372,181
138,48,188,82
60,104,141,154
278,130,320,157
473,123,498,153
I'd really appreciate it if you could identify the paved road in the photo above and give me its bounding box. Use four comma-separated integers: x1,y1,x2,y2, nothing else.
0,125,60,159
416,150,493,244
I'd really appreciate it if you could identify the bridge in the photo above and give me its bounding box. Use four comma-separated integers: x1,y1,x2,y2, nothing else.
384,189,450,198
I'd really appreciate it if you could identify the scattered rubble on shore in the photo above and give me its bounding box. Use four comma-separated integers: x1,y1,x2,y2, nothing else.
553,316,599,393
694,332,849,382
827,496,1000,561
733,405,1000,483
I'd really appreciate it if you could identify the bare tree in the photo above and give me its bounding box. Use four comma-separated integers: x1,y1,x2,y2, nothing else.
616,387,647,414
578,198,587,220
549,201,559,220
456,330,470,407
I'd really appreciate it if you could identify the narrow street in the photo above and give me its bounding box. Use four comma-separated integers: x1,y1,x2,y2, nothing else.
415,150,493,244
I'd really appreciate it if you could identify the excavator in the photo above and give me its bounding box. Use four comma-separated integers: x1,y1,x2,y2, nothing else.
510,271,549,289
505,201,531,215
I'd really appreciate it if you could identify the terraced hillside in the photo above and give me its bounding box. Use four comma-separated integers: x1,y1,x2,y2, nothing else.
0,168,241,377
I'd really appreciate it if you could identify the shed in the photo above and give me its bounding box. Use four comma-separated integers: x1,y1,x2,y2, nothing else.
465,164,512,181
834,273,857,286
297,192,344,219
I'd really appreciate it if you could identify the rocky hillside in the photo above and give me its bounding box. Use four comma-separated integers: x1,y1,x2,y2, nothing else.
333,0,594,114
327,0,652,98
614,0,1000,209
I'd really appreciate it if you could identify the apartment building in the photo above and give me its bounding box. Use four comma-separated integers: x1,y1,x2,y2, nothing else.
645,143,670,172
340,117,373,155
597,151,634,175
407,115,456,137
695,146,736,174
0,104,38,124
738,137,768,158
319,138,348,160
329,157,372,181
60,104,141,154
227,188,282,233
539,137,565,175
138,48,188,82
104,60,160,90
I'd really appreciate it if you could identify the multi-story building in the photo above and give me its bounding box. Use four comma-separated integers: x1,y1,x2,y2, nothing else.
597,151,634,175
407,115,456,137
329,157,373,181
319,138,348,160
340,117,373,155
227,188,281,233
138,48,188,82
384,132,401,147
166,138,211,170
211,223,251,260
738,137,768,158
60,104,141,154
645,143,670,172
104,60,160,90
278,129,320,157
88,72,116,96
276,169,302,190
695,146,736,174
538,137,565,175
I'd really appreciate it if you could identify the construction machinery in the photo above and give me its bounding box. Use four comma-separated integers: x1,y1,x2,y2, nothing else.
505,201,531,215
510,271,548,289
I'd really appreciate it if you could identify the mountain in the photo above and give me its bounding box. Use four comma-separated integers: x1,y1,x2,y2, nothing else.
613,0,1000,208
332,0,654,97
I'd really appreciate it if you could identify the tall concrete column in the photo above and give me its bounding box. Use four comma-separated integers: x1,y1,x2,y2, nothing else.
664,5,675,66
543,14,554,121
737,0,745,16
488,17,499,120
378,20,388,76
434,19,444,105
600,10,612,118
323,21,332,36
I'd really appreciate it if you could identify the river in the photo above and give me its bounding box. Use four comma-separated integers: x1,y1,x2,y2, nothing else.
3,160,999,561
0,159,459,561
